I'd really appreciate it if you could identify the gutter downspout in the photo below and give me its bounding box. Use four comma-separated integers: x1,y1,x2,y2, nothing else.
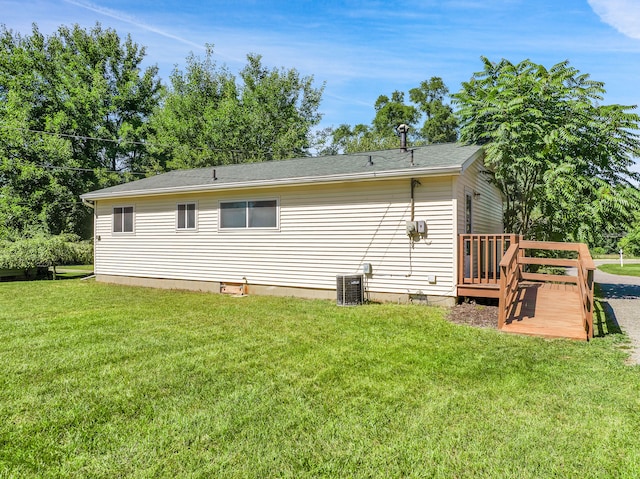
410,178,421,222
81,198,97,275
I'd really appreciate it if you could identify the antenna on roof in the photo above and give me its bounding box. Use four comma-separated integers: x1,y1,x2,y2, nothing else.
367,155,373,166
213,168,217,180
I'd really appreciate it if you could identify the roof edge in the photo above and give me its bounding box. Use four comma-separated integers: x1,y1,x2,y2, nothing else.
81,165,463,200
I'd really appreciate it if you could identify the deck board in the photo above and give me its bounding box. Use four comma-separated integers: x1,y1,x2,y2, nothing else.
500,282,587,340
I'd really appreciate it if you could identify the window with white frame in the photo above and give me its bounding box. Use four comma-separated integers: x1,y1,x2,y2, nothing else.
113,206,134,233
219,199,278,229
177,202,197,230
465,192,473,234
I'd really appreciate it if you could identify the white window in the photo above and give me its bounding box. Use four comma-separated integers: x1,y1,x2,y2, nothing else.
465,192,473,234
113,206,134,233
220,199,278,229
177,202,197,230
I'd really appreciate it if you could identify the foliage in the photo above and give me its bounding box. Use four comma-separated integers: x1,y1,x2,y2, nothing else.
329,79,458,154
146,46,324,170
328,123,401,154
371,90,420,136
0,23,162,237
619,222,640,257
454,57,640,243
0,234,91,270
409,77,458,143
0,281,638,477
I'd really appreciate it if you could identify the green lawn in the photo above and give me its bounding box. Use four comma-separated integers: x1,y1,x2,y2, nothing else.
598,263,640,277
1,280,639,478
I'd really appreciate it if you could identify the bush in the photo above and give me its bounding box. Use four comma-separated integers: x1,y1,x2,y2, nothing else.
67,240,94,265
619,226,640,257
0,234,93,271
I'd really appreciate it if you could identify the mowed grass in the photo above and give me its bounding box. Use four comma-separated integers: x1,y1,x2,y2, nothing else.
599,263,640,277
1,281,640,478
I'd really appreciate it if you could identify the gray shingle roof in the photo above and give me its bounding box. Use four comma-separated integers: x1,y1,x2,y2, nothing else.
82,143,482,200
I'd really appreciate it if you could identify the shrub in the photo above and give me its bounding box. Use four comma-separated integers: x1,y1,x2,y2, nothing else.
619,227,640,257
68,240,94,265
0,235,92,273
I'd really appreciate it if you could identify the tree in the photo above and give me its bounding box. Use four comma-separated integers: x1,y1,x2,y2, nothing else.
372,91,420,136
619,213,640,257
147,47,324,170
0,23,162,237
453,57,640,243
409,77,458,143
328,80,457,154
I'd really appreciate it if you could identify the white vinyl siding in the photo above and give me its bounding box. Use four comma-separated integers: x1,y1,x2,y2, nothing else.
455,158,503,235
94,177,459,297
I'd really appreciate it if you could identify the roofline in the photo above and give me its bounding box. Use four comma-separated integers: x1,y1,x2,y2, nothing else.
80,165,464,201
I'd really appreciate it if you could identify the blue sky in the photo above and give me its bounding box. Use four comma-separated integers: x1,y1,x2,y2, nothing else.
2,0,640,133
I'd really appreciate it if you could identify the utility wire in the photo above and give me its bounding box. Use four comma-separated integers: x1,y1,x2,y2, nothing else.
0,124,287,157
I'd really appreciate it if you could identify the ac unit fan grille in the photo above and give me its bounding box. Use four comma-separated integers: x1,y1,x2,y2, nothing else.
336,275,364,306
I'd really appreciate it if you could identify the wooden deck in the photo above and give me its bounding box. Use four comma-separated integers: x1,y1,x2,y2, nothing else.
457,235,595,341
500,282,587,340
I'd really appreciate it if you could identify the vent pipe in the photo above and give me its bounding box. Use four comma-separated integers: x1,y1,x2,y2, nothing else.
396,124,409,152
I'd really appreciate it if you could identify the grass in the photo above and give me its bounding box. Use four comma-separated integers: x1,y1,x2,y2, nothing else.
51,264,94,280
598,263,640,277
1,280,640,478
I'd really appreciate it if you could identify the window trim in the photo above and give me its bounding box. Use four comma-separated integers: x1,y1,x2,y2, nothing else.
218,198,280,231
113,205,135,234
464,190,473,234
176,201,198,232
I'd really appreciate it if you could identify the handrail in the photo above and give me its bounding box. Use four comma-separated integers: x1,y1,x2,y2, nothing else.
458,234,519,285
577,244,595,339
498,243,520,329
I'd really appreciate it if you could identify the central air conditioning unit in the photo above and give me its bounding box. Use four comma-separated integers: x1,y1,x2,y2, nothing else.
336,275,364,306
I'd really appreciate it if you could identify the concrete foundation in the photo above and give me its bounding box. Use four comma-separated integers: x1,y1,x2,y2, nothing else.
95,274,455,306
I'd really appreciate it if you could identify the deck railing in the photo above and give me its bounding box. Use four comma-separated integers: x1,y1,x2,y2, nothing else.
458,234,520,285
497,243,520,329
497,240,596,339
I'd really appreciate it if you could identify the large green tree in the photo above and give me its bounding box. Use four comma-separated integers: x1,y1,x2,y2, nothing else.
409,77,458,144
329,80,457,154
146,47,324,170
454,57,640,243
0,23,161,237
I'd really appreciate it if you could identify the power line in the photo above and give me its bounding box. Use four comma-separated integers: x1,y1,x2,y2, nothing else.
38,164,147,176
0,124,296,158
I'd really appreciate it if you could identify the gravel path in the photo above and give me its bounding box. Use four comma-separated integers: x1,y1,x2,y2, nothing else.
593,260,640,365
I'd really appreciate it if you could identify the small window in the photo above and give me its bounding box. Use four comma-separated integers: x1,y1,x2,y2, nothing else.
113,206,134,233
465,192,473,234
177,203,197,230
220,199,278,229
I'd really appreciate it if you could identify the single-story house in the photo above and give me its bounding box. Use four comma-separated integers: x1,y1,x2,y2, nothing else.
80,142,503,305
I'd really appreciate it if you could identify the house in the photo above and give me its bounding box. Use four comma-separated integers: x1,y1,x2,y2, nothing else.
80,142,503,306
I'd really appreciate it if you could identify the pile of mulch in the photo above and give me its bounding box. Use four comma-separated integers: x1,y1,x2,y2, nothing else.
446,301,498,329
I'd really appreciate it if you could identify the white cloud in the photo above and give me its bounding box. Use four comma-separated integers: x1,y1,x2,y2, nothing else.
588,0,640,40
63,0,205,51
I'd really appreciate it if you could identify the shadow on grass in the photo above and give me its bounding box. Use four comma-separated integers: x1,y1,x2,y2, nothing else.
593,283,623,338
